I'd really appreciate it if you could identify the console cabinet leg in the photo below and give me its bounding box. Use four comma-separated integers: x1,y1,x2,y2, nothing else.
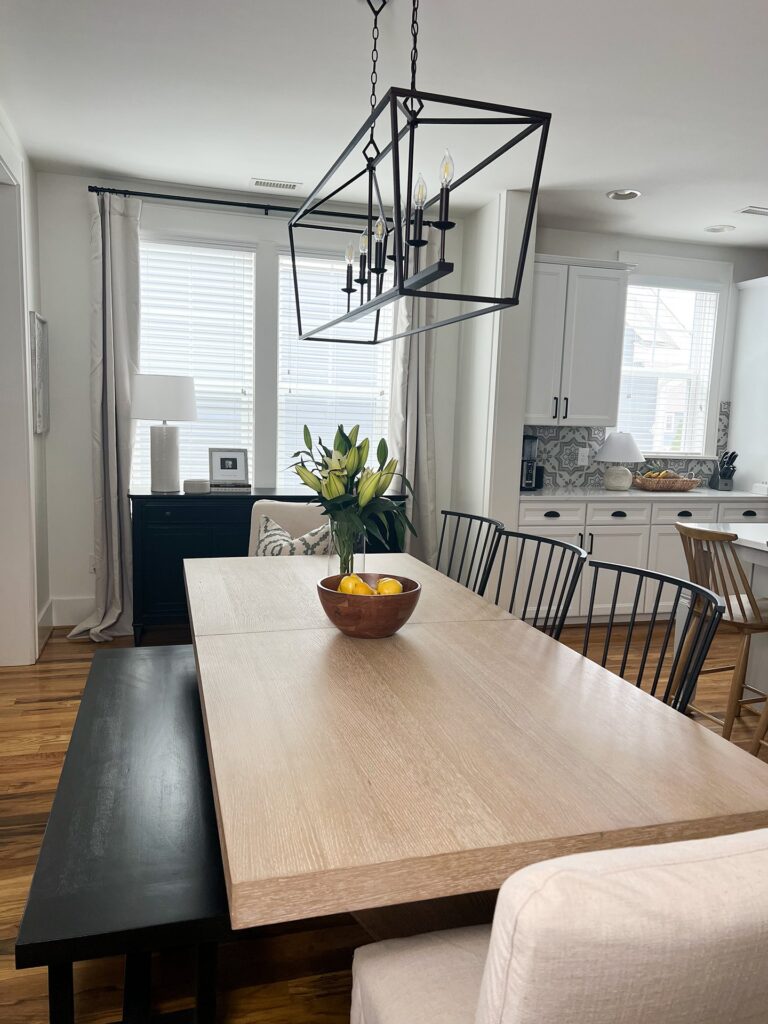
123,950,152,1023
48,962,74,1024
195,943,217,1024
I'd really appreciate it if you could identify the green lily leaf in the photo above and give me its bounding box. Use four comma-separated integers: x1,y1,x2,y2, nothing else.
377,437,388,468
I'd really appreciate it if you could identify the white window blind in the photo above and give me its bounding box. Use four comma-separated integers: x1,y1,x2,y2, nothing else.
132,241,255,490
276,253,393,487
617,284,719,456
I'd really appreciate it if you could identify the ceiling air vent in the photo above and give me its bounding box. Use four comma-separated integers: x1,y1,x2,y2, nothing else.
250,177,301,192
738,205,768,217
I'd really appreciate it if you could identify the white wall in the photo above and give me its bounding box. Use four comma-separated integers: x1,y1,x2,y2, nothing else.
728,278,768,490
36,171,461,622
451,192,537,529
0,105,47,663
536,227,768,285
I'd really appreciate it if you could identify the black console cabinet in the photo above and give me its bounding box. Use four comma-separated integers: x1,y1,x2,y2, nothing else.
129,490,403,644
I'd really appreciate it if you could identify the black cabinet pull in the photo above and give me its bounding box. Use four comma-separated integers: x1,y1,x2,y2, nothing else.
588,532,594,554
578,532,584,547
611,510,627,518
678,510,692,518
552,396,559,420
544,510,561,519
563,396,569,420
743,510,758,517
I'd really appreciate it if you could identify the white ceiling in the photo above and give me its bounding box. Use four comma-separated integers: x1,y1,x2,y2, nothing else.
2,0,768,247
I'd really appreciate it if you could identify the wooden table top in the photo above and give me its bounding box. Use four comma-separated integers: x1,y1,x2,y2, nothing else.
187,553,768,930
184,553,511,637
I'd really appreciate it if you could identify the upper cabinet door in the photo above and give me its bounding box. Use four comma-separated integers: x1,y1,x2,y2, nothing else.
524,263,568,424
559,266,628,427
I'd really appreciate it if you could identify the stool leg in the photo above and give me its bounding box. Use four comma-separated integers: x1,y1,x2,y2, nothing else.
723,634,751,740
195,943,217,1024
48,962,74,1024
749,697,768,756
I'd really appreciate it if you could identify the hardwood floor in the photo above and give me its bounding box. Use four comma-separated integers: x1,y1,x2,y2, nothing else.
1,624,765,1023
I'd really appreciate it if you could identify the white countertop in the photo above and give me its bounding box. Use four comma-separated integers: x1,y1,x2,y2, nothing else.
689,522,768,551
519,486,761,503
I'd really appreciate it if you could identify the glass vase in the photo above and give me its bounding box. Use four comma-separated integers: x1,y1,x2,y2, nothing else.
328,520,366,578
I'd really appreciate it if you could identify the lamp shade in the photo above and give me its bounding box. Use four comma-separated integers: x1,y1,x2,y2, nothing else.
131,374,197,422
595,431,645,464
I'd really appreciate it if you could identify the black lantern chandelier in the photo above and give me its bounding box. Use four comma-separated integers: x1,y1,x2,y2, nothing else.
288,0,551,345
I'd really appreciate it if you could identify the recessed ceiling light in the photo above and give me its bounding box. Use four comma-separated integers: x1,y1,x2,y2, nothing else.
705,224,736,233
606,188,642,201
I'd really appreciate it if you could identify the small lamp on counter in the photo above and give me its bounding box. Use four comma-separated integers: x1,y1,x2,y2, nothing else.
595,431,645,491
131,373,197,494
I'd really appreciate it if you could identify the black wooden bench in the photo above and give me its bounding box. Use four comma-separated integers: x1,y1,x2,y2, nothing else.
15,645,231,1024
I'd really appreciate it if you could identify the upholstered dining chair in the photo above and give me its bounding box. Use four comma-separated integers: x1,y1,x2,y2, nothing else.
579,559,724,714
485,530,587,638
435,510,503,595
676,523,768,739
351,827,768,1024
247,500,327,555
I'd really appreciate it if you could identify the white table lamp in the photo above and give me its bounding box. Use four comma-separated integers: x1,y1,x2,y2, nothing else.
132,374,197,493
595,431,645,491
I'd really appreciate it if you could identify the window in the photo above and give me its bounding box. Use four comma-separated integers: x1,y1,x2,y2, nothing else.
617,283,722,456
276,253,393,487
132,241,254,490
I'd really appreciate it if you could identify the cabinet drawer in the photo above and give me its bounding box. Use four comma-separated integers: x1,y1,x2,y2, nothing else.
652,502,718,525
141,498,252,524
519,503,586,528
718,503,768,523
586,502,650,526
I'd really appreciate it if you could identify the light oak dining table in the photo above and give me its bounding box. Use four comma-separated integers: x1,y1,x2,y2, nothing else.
185,552,768,931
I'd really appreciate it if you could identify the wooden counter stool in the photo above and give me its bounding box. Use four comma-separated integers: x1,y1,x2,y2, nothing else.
676,523,768,739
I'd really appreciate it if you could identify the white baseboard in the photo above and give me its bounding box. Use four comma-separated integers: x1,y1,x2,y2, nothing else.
52,596,95,627
37,598,53,653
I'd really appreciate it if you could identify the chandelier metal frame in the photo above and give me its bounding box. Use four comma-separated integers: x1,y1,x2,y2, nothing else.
288,1,551,345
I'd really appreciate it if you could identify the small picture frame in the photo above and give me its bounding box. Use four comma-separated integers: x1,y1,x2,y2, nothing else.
209,447,250,487
29,312,49,435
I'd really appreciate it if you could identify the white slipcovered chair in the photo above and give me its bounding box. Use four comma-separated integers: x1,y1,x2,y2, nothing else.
247,500,326,556
351,827,768,1024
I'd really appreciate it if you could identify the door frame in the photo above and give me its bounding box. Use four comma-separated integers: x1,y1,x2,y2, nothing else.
0,139,38,665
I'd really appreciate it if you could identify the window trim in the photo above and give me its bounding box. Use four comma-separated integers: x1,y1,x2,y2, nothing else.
618,268,731,460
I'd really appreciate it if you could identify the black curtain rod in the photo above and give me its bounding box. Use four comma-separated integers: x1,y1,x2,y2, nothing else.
87,185,369,223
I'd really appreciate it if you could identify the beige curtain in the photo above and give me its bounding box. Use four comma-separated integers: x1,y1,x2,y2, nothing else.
388,230,439,566
70,194,141,641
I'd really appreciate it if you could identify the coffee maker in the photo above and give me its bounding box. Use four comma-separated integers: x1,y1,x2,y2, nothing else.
521,434,544,491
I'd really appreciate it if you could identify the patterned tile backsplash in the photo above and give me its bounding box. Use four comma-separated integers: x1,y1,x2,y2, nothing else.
524,401,731,489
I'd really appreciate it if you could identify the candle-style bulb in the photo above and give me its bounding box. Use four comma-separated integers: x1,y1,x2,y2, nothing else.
374,216,386,242
413,173,428,210
345,241,355,264
439,150,455,187
359,230,369,255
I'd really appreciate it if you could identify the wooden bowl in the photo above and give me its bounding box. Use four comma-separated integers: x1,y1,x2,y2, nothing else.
317,573,421,639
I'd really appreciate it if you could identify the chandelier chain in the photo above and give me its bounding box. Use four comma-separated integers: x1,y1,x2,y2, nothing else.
410,0,419,92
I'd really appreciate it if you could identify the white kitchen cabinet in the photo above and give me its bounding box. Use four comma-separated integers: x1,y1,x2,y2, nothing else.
645,526,691,613
579,525,650,616
560,266,628,427
525,258,630,427
524,263,568,423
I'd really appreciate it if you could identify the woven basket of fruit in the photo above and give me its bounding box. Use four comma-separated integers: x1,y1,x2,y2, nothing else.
632,469,701,492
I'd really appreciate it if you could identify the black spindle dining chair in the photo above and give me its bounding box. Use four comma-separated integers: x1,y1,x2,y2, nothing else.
580,560,724,714
485,530,587,638
436,510,503,595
